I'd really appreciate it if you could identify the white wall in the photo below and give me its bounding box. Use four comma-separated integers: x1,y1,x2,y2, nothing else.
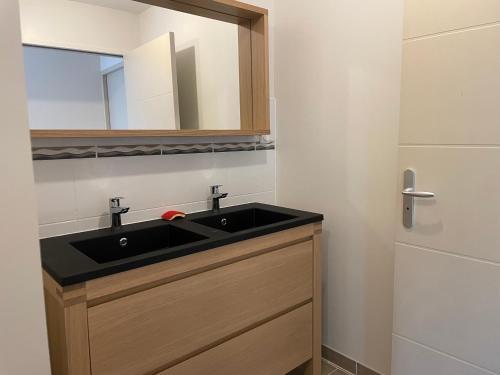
392,1,500,374
139,7,241,130
0,0,51,373
19,0,141,54
274,0,403,374
24,47,107,130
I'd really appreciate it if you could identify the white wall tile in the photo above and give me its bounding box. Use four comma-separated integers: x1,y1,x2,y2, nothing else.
75,201,209,234
73,154,217,219
122,201,209,225
222,190,275,208
394,243,500,373
404,0,500,39
214,150,275,197
397,146,500,263
392,335,495,375
400,25,500,145
38,190,276,238
39,220,78,239
74,201,210,234
33,159,77,224
33,151,276,237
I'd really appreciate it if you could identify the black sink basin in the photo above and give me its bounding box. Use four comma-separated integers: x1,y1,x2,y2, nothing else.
192,208,297,233
41,203,323,286
71,225,207,264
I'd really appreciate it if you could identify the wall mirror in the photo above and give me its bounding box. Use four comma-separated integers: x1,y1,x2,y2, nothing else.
20,0,269,138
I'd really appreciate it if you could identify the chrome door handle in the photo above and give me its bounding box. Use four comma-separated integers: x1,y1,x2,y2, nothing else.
402,189,435,198
403,169,435,228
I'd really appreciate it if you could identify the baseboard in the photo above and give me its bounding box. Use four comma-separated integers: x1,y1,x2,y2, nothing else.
322,345,383,375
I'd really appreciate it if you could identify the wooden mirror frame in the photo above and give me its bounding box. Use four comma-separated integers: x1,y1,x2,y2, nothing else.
30,0,269,139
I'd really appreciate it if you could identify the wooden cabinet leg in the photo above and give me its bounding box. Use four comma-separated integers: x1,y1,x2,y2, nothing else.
306,224,323,375
44,272,91,375
304,358,320,375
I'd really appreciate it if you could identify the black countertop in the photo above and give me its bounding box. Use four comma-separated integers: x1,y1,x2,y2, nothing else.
41,203,323,286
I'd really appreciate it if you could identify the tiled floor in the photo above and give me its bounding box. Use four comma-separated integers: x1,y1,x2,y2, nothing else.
287,360,353,375
323,359,353,375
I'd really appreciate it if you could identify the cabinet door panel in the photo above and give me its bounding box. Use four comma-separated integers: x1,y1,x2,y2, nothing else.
88,241,313,375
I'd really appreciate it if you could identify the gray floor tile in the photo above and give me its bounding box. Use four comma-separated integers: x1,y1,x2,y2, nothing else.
335,369,353,375
322,360,336,374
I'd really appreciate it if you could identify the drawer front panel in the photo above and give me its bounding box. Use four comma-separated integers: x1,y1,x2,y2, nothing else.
160,303,313,375
85,225,314,304
88,241,313,375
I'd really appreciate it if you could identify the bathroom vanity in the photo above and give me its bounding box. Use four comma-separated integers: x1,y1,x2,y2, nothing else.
41,204,323,375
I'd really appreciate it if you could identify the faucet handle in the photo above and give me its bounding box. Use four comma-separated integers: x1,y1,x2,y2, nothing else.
110,197,125,207
210,185,223,194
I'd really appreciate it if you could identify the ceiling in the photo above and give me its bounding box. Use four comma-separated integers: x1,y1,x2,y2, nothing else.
71,0,151,13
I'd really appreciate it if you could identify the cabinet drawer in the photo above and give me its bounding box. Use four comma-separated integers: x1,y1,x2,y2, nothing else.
88,240,313,375
160,303,313,375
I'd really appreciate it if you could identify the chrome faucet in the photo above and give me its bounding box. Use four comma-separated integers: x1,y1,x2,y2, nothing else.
210,185,228,211
109,197,129,228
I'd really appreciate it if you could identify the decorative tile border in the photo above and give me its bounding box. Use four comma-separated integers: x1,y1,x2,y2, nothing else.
213,142,256,152
32,146,96,160
256,142,276,151
97,144,161,158
32,141,275,160
163,143,213,155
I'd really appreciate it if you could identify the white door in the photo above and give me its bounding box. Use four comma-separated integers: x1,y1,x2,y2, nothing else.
106,67,128,130
123,33,180,130
392,1,500,374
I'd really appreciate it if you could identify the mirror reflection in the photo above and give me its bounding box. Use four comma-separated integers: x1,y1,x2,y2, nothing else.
20,0,241,131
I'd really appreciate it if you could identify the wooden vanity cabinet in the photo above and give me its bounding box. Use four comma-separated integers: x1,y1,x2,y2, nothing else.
43,223,322,375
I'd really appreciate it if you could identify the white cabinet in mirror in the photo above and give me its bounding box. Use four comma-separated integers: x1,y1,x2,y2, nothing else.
19,0,241,131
